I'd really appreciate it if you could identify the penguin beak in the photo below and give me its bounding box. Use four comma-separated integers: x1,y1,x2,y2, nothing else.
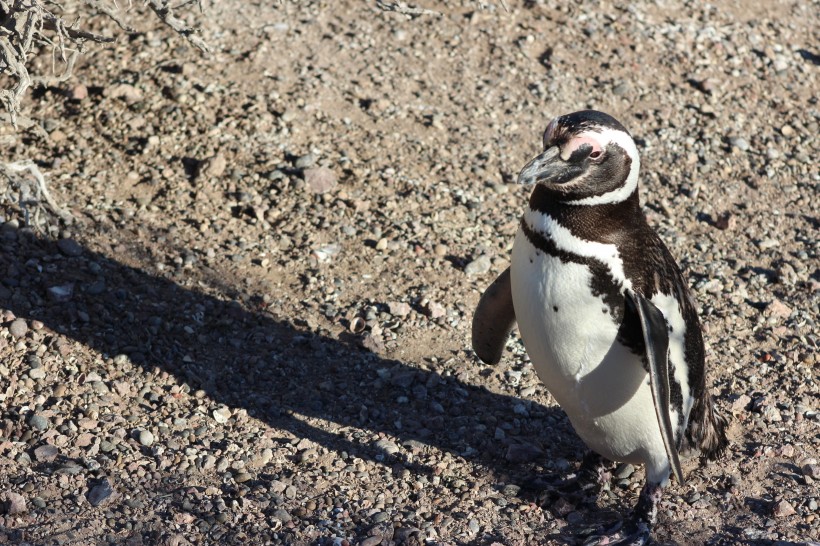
517,146,562,185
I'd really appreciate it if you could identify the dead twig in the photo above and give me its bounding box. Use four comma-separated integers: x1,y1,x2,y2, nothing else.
144,0,210,53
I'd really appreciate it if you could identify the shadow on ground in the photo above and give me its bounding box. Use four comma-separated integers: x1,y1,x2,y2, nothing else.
0,226,579,477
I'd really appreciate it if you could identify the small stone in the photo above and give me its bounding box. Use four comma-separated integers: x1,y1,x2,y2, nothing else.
198,153,227,179
374,438,400,456
729,136,750,151
47,284,74,302
361,333,385,354
802,463,820,480
612,82,630,95
271,508,292,523
9,318,27,338
757,238,779,250
68,84,88,100
501,484,521,497
234,472,252,483
423,301,446,319
372,511,390,523
434,243,448,256
138,430,155,447
388,301,411,317
29,368,46,380
781,125,795,137
212,407,231,424
767,300,792,319
0,492,26,515
33,444,59,462
505,443,543,463
614,463,635,479
57,238,83,257
360,537,382,546
87,477,116,507
464,255,491,276
295,153,316,169
714,211,736,230
303,167,338,194
28,414,49,431
772,499,796,518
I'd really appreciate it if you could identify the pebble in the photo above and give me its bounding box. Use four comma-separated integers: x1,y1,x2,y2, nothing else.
9,318,27,338
87,478,116,507
388,301,411,317
303,167,338,194
614,463,635,479
138,430,155,447
729,136,750,151
505,443,543,463
57,238,83,257
33,444,59,462
212,407,232,424
0,492,26,515
199,153,227,179
464,255,491,275
294,153,316,169
772,499,796,518
802,463,820,480
28,414,49,431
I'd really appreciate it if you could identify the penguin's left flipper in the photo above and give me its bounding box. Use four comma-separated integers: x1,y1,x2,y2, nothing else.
472,267,516,365
624,289,684,484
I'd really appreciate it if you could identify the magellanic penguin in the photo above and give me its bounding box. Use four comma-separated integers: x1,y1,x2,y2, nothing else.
472,110,728,545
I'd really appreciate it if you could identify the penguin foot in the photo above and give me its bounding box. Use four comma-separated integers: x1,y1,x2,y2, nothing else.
579,481,662,546
581,520,650,545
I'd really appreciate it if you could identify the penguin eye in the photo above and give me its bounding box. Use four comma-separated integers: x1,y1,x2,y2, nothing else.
589,150,603,160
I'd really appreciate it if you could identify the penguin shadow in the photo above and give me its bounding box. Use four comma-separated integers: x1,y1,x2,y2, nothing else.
0,226,585,489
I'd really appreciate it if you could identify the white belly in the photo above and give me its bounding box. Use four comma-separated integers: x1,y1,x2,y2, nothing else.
511,229,668,475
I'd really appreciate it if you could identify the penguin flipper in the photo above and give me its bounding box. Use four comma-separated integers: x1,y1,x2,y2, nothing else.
624,289,684,484
471,267,516,365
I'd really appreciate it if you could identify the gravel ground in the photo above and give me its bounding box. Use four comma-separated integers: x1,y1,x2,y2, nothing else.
0,1,818,545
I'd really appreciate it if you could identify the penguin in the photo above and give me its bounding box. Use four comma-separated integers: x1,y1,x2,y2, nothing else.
472,110,728,545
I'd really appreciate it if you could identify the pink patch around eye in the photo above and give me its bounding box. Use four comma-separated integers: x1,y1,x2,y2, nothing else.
561,135,603,160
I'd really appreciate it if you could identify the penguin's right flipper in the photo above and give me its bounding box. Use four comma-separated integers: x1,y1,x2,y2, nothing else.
471,267,516,364
624,288,684,484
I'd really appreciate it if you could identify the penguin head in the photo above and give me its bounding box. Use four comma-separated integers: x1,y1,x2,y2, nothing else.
518,110,641,205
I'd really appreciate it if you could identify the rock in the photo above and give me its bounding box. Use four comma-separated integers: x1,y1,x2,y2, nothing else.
57,238,83,257
361,333,385,354
47,284,74,302
388,301,411,317
138,430,155,447
772,499,795,518
28,414,49,431
802,463,820,480
423,301,446,319
766,300,792,319
294,153,316,169
212,407,231,424
303,167,338,194
9,318,27,338
87,477,116,507
714,211,736,230
0,491,26,515
198,153,227,179
106,83,142,104
271,508,291,523
464,255,491,275
374,438,400,456
68,84,88,100
33,444,59,462
505,443,543,463
729,136,750,151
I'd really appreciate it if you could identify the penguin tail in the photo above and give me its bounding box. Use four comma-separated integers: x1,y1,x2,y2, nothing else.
685,393,729,461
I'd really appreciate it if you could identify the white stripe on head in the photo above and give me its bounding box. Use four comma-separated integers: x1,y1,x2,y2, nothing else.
523,208,633,289
566,127,641,206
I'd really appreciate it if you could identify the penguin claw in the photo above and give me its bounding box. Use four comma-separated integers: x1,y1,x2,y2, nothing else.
581,521,650,546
